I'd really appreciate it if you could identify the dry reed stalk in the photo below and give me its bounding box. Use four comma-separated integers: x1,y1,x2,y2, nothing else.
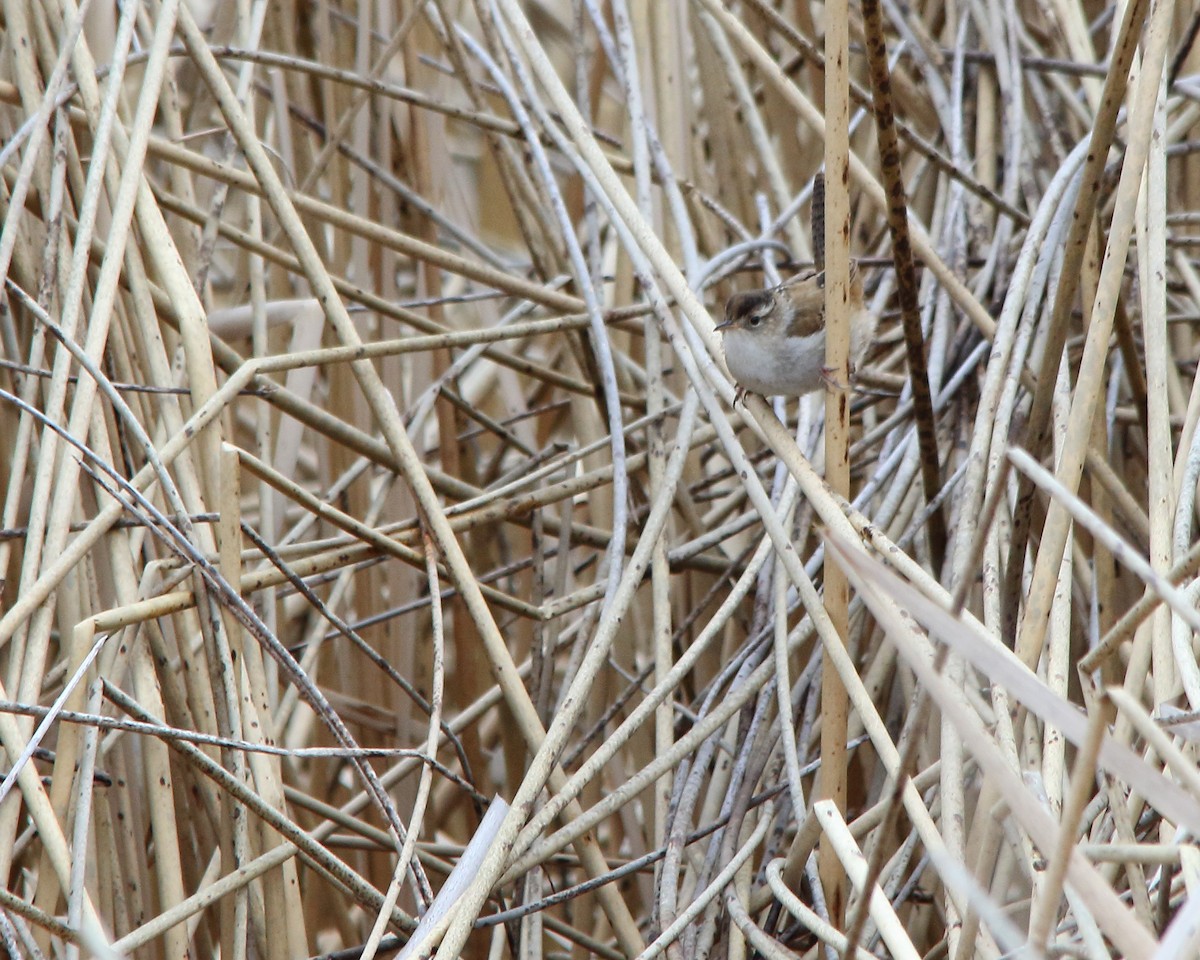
818,0,853,927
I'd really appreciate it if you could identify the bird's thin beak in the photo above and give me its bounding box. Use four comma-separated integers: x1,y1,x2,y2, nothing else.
714,319,733,332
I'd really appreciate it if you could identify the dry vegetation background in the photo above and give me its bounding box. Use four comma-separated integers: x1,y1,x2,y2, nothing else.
4,0,1200,957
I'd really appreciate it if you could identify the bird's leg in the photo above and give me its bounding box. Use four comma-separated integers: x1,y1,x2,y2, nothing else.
732,385,769,407
820,362,859,393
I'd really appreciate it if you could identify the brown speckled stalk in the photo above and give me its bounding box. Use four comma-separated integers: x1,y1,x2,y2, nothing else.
859,0,946,573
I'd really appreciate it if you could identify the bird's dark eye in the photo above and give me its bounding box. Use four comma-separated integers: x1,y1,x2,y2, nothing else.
748,314,762,327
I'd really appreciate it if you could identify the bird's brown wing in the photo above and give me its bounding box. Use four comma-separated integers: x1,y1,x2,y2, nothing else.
780,262,865,338
779,272,826,338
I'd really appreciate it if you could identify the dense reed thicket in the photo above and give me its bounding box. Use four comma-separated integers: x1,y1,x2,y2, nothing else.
2,1,1200,958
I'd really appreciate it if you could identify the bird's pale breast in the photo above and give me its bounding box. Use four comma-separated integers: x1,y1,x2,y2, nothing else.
721,306,877,397
722,327,826,397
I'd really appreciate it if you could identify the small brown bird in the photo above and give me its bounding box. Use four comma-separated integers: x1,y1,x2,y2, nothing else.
716,264,878,404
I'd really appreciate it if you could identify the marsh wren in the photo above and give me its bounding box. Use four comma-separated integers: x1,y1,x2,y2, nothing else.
716,263,878,403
